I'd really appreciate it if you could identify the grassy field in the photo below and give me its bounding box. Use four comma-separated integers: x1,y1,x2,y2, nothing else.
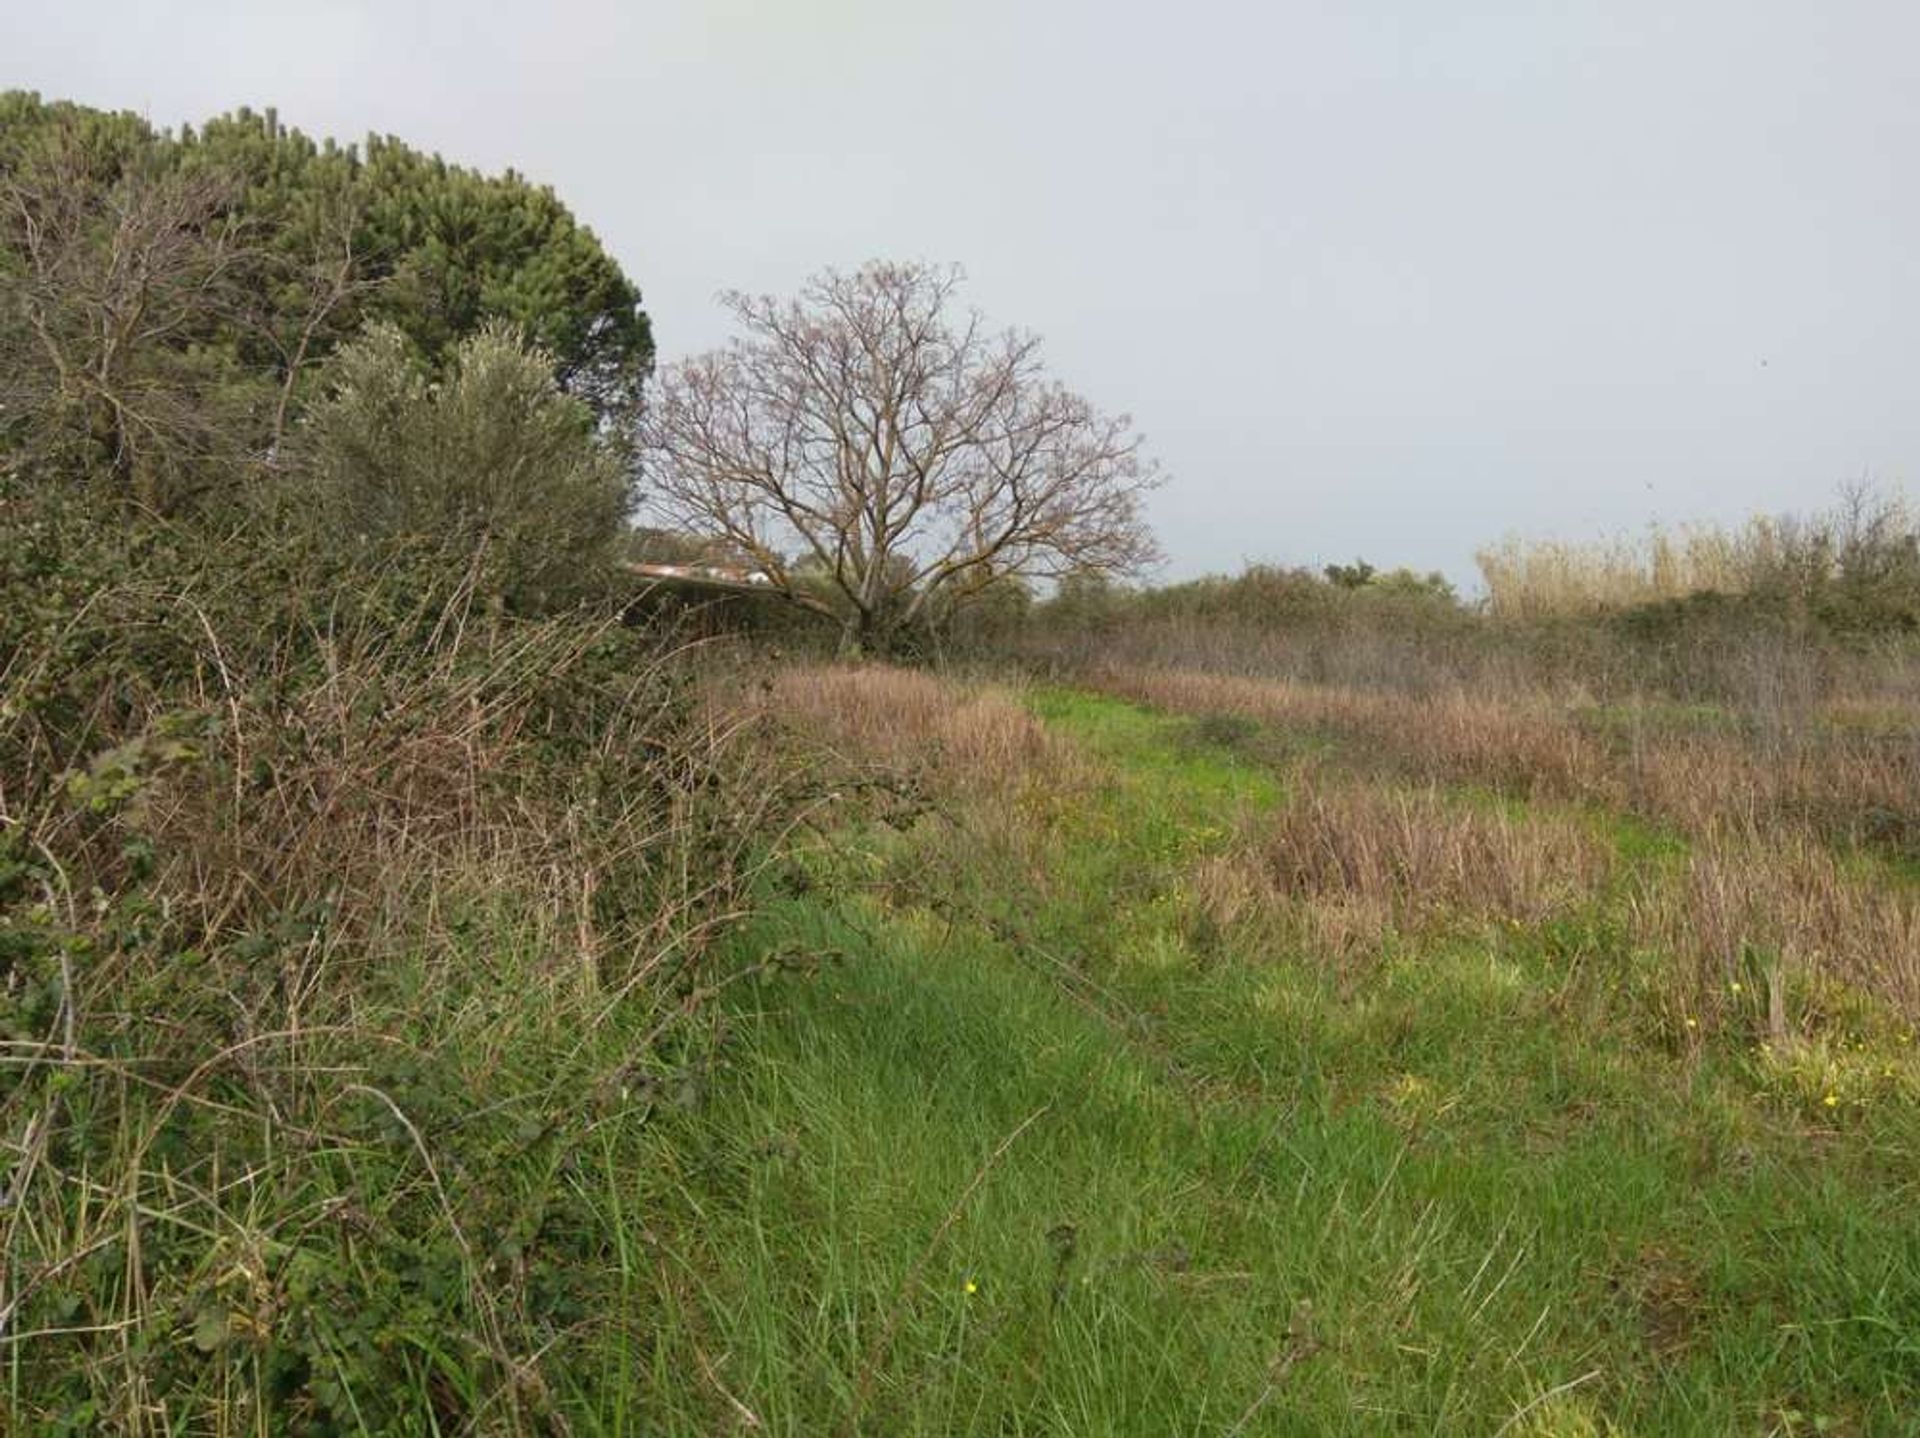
626,666,1920,1436
11,85,1920,1431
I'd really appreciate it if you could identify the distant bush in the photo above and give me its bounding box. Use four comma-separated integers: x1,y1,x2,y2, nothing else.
990,492,1920,709
1001,562,1480,691
1477,485,1920,634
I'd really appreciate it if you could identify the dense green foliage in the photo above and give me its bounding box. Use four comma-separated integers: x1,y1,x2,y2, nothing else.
290,322,630,613
0,91,650,506
0,96,772,1428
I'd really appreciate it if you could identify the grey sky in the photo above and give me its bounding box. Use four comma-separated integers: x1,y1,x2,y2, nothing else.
9,1,1917,585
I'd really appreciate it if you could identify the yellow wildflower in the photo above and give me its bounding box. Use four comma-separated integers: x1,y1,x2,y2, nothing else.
963,1279,978,1296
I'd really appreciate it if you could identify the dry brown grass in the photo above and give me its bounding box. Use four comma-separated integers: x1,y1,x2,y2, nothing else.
1624,731,1917,850
1095,666,1919,852
1184,768,1920,1024
741,663,1920,1025
738,662,1086,794
1630,837,1920,1024
1102,668,1613,798
1102,666,1920,1020
1191,779,1613,957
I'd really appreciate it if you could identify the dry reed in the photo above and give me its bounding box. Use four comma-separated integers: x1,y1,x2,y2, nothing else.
1191,779,1612,958
1475,519,1793,620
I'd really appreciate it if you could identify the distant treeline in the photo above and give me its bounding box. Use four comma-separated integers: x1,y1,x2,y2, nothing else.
633,483,1920,674
920,487,1917,707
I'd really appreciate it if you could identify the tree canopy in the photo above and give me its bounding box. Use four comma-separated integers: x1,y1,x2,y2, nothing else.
639,260,1160,653
0,91,651,501
293,321,629,613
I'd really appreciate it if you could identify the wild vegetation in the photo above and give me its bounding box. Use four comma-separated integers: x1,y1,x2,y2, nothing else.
0,90,648,509
8,89,1920,1436
1,94,790,1431
1,491,795,1430
642,659,1920,1434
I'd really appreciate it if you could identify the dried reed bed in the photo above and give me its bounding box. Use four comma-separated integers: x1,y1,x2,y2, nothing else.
1256,785,1610,921
1475,522,1785,620
741,662,1086,793
1476,486,1918,620
1095,667,1918,850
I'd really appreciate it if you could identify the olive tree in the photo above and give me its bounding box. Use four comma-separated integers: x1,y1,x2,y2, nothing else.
638,261,1160,653
293,322,628,612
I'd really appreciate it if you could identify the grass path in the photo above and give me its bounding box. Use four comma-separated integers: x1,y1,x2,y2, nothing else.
634,690,1920,1435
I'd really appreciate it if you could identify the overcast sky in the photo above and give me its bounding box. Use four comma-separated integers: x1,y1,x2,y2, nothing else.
9,1,1917,584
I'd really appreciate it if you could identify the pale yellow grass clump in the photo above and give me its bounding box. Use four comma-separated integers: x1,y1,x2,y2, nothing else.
1474,517,1800,619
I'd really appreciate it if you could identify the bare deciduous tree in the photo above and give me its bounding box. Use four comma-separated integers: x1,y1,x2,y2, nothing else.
638,260,1160,652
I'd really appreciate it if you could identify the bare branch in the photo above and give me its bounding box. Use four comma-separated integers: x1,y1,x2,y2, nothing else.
639,260,1160,652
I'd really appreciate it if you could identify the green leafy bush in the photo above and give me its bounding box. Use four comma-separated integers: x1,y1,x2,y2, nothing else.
287,322,630,614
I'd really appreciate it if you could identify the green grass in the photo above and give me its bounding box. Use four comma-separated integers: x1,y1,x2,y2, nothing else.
626,689,1920,1434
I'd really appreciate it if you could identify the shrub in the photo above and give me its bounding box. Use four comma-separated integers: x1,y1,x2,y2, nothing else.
287,322,630,614
0,475,793,1429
